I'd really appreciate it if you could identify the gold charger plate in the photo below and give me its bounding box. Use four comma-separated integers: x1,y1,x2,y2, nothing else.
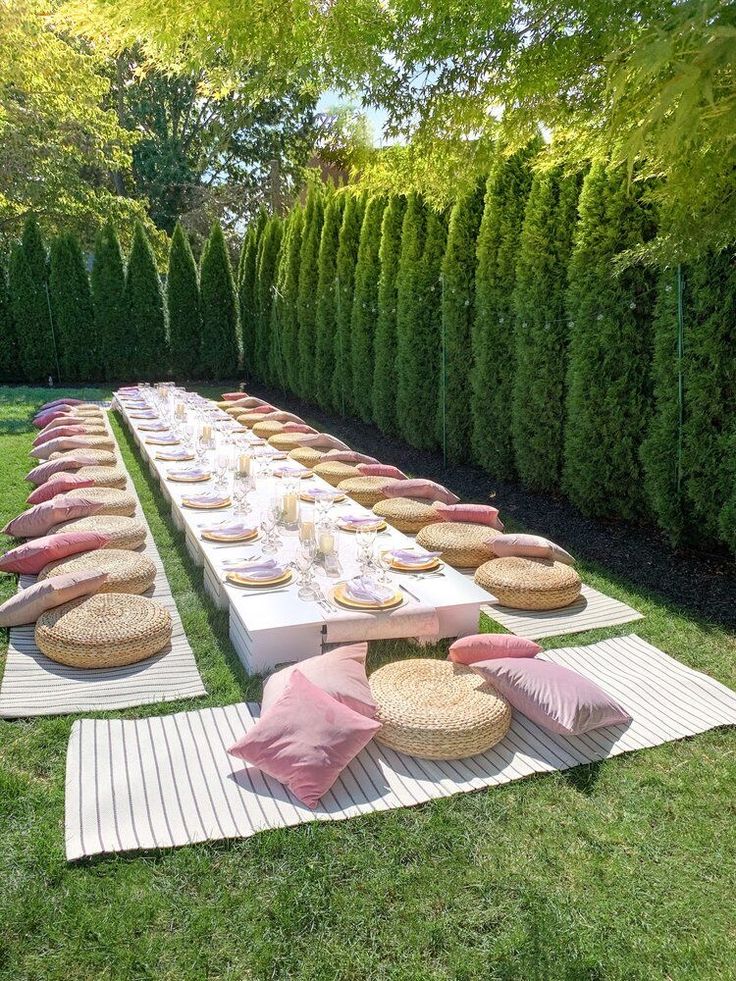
273,468,312,479
167,471,211,482
337,519,387,533
145,436,180,445
182,497,232,510
226,569,293,588
300,491,346,503
385,553,442,573
156,451,195,462
201,528,259,543
332,582,403,611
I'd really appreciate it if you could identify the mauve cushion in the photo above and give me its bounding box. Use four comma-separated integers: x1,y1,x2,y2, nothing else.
27,474,95,505
3,497,104,538
356,463,407,480
261,643,376,718
238,397,269,408
269,412,307,425
296,433,350,451
449,634,542,664
320,450,379,465
39,397,84,412
251,404,276,413
0,531,109,574
30,436,104,460
38,415,89,434
282,422,315,433
26,457,85,486
434,502,504,530
221,392,247,401
0,569,108,627
32,425,88,446
490,533,574,565
472,658,631,735
383,479,460,506
33,409,72,429
229,669,381,809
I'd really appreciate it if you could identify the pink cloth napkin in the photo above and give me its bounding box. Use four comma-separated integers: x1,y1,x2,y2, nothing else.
169,466,209,479
229,560,286,580
339,515,382,528
184,493,229,507
345,578,395,604
202,520,256,537
389,549,442,565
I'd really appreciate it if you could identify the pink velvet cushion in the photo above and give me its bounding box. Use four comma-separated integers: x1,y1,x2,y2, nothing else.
39,397,84,412
38,415,88,433
27,474,95,506
221,392,247,401
0,531,109,575
383,479,460,506
490,533,574,565
3,497,104,539
356,463,407,480
251,404,276,414
229,669,381,809
269,412,306,425
238,396,269,408
30,436,105,460
297,433,350,451
471,658,631,735
33,409,72,429
261,643,376,718
449,634,542,664
319,450,379,465
434,502,504,530
0,569,108,627
282,422,315,433
32,425,88,447
26,457,85,486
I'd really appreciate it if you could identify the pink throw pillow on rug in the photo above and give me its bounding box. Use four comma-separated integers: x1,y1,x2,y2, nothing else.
26,457,85,486
269,412,306,425
434,502,504,530
471,658,631,735
383,479,460,506
3,497,104,539
229,669,381,809
27,474,95,505
32,425,88,447
0,531,109,575
0,569,108,627
38,415,88,434
237,396,268,408
490,533,574,565
356,463,407,480
39,397,84,412
319,450,379,465
251,404,276,414
261,643,376,718
449,634,542,664
293,433,350,451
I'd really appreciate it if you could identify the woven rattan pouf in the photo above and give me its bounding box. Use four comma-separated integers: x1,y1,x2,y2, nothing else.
415,522,500,569
238,411,273,428
35,593,171,669
38,548,156,595
48,465,126,489
337,476,390,508
50,448,117,466
61,486,137,517
373,497,445,535
370,659,511,760
313,460,360,487
268,433,305,452
50,514,146,550
475,556,582,610
288,447,325,468
253,419,286,439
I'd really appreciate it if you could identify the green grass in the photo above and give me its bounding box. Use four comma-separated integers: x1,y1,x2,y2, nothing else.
1,385,735,981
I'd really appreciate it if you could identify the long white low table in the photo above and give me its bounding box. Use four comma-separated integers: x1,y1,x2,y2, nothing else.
116,394,491,674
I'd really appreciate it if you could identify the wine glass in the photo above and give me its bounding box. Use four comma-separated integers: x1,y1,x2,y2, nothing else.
261,503,280,554
294,542,319,600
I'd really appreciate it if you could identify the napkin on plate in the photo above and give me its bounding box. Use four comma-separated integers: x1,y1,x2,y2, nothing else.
344,577,395,604
389,549,442,565
170,466,209,479
229,559,286,580
202,520,255,536
339,514,382,528
184,493,229,507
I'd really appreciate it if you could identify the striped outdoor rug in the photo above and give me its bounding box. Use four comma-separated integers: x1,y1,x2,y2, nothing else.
64,634,736,860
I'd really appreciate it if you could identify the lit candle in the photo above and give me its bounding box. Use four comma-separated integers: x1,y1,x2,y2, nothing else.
238,453,251,476
319,528,335,555
284,492,298,525
202,424,212,441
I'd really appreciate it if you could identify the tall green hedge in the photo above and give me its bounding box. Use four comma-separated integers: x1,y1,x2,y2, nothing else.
167,223,200,379
272,206,304,390
315,195,345,408
395,194,426,443
200,222,239,380
239,214,265,376
124,222,167,380
0,261,20,382
23,217,48,287
49,233,97,383
564,164,655,520
297,188,325,399
9,238,55,384
254,216,283,384
511,169,580,490
91,223,128,381
372,195,406,434
351,195,386,421
332,193,365,413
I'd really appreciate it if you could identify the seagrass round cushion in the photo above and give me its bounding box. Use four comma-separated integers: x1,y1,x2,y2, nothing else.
268,432,305,452
475,556,582,610
68,436,114,450
38,548,156,595
415,522,500,569
35,593,171,669
48,465,126,489
61,486,137,517
373,497,445,535
370,659,511,760
50,448,117,466
70,405,104,415
238,411,273,428
288,447,325,468
313,460,360,487
253,419,286,439
50,514,146,550
337,476,391,508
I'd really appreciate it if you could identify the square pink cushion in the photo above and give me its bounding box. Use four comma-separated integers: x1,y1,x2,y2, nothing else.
39,397,84,411
471,658,631,735
27,474,95,505
449,634,542,664
251,404,276,414
490,533,574,565
237,396,268,408
3,497,104,538
0,569,108,627
356,463,407,480
0,531,109,574
33,409,72,429
320,450,379,465
30,436,101,460
221,392,247,401
282,422,315,433
261,643,376,718
38,415,86,433
383,479,460,506
229,669,381,809
298,433,350,451
434,502,504,530
26,457,88,486
33,425,88,447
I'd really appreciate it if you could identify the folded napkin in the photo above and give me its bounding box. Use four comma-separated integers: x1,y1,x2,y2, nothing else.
157,449,192,460
202,520,255,537
302,488,340,500
229,559,286,580
339,514,382,528
273,464,307,476
169,466,209,479
147,434,178,443
140,422,168,431
184,493,229,507
389,549,442,565
345,577,395,604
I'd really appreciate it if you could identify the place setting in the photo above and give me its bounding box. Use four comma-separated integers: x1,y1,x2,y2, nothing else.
166,466,212,483
224,559,294,594
181,492,232,510
199,519,259,544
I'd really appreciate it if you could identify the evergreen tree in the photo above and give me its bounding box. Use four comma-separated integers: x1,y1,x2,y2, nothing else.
0,260,21,382
314,195,345,408
91,223,128,381
124,222,167,380
372,195,407,434
438,180,485,463
167,223,200,379
297,187,325,399
395,194,428,436
239,211,266,377
199,221,239,380
332,193,365,413
563,164,656,520
471,151,535,475
253,216,283,383
279,206,305,394
511,169,581,491
49,233,97,382
9,241,55,383
22,216,48,287
351,195,387,421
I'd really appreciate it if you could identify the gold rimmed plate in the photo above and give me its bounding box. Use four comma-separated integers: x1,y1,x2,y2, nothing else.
201,526,259,543
156,451,195,462
300,490,346,504
145,436,180,445
272,466,312,479
332,582,403,611
167,470,211,483
337,518,388,533
182,495,232,510
384,551,442,573
226,569,293,588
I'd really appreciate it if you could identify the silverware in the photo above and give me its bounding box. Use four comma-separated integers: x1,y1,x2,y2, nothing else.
224,584,291,597
398,583,420,602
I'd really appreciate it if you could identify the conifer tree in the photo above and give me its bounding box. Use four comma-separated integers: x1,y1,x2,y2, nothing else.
9,240,55,383
351,195,386,421
332,193,365,413
279,207,305,394
239,213,266,377
124,222,167,380
314,194,345,408
91,223,128,381
199,221,239,380
372,195,407,434
511,169,581,490
22,216,48,287
167,223,200,379
253,216,282,383
49,233,97,382
563,164,655,519
395,194,427,436
0,260,21,382
438,180,485,463
297,187,325,399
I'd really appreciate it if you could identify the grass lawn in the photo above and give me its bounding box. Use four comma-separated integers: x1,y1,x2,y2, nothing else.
1,385,735,981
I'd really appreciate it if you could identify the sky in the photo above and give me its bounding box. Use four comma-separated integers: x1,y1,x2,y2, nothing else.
316,89,390,147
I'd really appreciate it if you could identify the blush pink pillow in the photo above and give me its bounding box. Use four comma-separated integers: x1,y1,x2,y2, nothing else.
30,436,102,460
449,634,542,664
32,425,88,447
33,409,72,429
229,669,381,809
261,643,376,718
27,474,95,506
38,415,88,433
237,396,269,408
251,404,276,414
282,422,315,433
383,479,460,506
471,658,631,735
293,433,350,451
3,497,104,538
490,534,575,565
0,569,108,627
434,502,504,530
39,397,84,412
221,392,247,401
356,463,407,480
26,457,85,486
0,531,109,574
320,450,379,465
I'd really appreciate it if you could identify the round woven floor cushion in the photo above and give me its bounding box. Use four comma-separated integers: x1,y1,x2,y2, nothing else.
415,522,500,569
252,419,286,438
475,556,582,610
313,460,360,486
288,447,325,467
372,497,445,534
35,593,171,669
337,476,390,508
48,465,126,489
50,514,146,550
238,411,272,428
50,448,117,466
63,486,137,517
268,432,305,452
370,659,511,760
38,548,156,595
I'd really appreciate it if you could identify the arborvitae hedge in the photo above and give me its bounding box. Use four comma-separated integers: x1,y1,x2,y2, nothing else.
280,207,305,394
0,261,20,382
351,195,386,421
239,213,265,377
167,223,200,379
199,222,239,380
9,241,55,384
124,222,167,380
23,217,48,287
511,169,580,491
372,195,406,434
253,216,283,384
315,195,345,408
297,188,325,399
438,180,485,463
91,223,128,382
271,207,303,390
395,194,427,443
50,233,97,383
332,193,365,413
564,164,655,520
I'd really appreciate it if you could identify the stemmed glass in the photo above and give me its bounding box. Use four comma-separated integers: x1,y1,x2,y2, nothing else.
356,527,377,575
233,472,254,515
294,542,320,601
376,548,393,585
196,431,214,468
261,502,280,554
214,446,230,489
